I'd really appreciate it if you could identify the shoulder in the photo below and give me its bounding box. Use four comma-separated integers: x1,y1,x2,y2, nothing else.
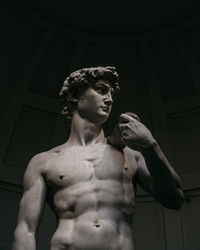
123,146,141,161
123,146,147,174
47,143,66,154
29,151,49,168
25,146,59,176
24,152,47,179
31,143,67,165
22,152,47,189
28,143,70,170
105,143,125,159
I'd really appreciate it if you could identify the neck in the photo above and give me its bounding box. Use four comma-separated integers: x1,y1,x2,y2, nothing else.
67,111,106,146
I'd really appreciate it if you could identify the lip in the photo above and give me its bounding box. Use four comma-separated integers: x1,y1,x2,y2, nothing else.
101,106,110,113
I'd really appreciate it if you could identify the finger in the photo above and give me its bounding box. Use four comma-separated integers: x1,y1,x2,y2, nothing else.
120,113,141,124
119,123,129,131
119,114,131,123
124,112,140,122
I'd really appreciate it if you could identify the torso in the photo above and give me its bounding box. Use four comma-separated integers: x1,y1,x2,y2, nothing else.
40,142,138,250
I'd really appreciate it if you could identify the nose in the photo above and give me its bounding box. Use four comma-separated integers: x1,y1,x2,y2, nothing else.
104,92,113,106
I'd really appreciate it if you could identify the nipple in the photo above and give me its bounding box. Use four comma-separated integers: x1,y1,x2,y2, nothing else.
69,204,75,212
93,220,101,228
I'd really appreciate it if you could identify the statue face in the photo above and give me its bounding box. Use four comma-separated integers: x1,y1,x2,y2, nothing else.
77,80,113,125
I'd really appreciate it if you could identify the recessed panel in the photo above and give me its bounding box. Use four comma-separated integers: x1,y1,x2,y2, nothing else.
4,106,57,170
151,37,195,100
30,36,77,97
187,195,200,249
82,42,152,135
0,187,56,250
166,109,200,174
183,26,200,65
133,202,165,250
163,207,184,249
164,193,200,250
0,189,21,249
0,5,44,121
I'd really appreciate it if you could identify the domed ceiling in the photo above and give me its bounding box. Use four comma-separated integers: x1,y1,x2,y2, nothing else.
23,0,200,34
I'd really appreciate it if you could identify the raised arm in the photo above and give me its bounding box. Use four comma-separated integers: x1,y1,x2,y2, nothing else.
119,114,184,210
13,154,46,250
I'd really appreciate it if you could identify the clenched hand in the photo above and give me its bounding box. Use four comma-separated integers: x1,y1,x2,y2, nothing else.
119,114,156,151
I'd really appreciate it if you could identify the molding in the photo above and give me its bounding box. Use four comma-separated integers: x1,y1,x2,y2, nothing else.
0,180,22,193
163,95,200,114
174,32,200,93
0,179,199,201
8,0,200,43
151,35,195,100
3,105,57,168
0,31,55,163
29,35,78,98
141,40,173,162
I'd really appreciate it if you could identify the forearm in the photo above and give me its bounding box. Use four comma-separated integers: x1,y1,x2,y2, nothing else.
13,225,36,250
142,141,184,209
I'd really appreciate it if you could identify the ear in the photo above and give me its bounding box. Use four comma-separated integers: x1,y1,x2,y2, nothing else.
78,95,85,102
72,97,80,102
68,93,80,104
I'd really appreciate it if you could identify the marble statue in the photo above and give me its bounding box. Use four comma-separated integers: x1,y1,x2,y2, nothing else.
13,66,184,250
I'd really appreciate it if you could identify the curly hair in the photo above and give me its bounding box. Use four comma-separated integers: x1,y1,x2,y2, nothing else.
59,66,120,126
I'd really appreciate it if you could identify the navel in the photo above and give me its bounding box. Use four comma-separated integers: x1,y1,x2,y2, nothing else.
69,204,75,212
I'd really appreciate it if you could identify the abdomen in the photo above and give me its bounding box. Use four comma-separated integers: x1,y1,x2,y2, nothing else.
51,217,134,250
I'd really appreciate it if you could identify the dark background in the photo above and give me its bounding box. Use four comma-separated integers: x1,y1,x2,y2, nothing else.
0,0,200,249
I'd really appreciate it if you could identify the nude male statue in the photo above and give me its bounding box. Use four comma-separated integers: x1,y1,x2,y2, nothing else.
13,66,184,250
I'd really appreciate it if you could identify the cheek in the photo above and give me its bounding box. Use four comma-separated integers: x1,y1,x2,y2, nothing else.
78,95,99,113
86,95,100,107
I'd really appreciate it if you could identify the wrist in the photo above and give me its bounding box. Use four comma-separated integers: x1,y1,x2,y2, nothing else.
146,139,157,148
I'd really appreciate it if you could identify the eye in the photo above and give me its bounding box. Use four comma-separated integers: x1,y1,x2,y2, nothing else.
93,85,109,95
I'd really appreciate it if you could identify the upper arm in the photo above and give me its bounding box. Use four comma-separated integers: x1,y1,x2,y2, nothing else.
134,152,153,195
134,149,184,210
16,154,47,234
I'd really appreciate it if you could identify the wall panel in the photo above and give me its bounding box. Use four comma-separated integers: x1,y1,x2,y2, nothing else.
0,187,56,250
151,37,195,100
4,105,57,170
166,108,200,175
30,36,77,98
0,189,21,250
183,26,200,66
186,195,200,249
0,4,44,122
133,202,165,250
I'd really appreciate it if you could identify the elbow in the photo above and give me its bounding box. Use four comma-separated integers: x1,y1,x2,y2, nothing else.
165,199,183,210
163,192,184,210
13,225,36,250
13,222,36,243
154,189,184,210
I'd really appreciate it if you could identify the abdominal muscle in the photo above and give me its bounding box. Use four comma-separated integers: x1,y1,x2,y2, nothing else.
51,211,134,250
50,183,135,250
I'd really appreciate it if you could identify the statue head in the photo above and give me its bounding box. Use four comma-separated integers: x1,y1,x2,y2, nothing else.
59,66,120,126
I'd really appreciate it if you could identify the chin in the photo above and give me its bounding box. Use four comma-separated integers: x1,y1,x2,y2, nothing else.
94,113,109,126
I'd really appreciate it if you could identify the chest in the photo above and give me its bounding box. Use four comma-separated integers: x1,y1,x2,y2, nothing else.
44,145,135,188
